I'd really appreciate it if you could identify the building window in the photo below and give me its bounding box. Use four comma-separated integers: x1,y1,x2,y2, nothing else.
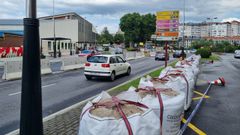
68,43,71,49
61,42,64,49
48,41,51,51
57,42,60,50
65,43,67,49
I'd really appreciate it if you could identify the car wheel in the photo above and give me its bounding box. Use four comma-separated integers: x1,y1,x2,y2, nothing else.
126,67,131,76
85,75,92,80
110,71,115,81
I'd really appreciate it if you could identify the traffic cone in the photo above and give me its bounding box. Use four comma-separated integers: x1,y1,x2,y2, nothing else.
208,77,225,86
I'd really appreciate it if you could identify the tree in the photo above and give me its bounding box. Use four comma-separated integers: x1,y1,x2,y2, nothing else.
120,13,142,44
119,13,156,45
114,34,124,44
140,14,156,42
191,39,213,49
97,27,113,44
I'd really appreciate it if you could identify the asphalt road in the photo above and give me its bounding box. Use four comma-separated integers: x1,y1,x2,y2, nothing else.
0,67,3,81
184,53,240,135
0,56,173,134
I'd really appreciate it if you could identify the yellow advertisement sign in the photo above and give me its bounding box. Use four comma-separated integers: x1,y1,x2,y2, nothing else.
157,11,172,16
157,16,171,20
157,11,179,16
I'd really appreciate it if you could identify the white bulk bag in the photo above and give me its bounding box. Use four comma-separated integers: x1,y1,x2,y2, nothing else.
174,66,197,83
78,91,160,135
142,75,192,110
175,61,199,76
186,55,200,66
128,87,185,135
159,66,195,89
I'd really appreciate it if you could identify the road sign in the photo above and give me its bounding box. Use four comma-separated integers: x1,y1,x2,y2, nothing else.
156,36,178,41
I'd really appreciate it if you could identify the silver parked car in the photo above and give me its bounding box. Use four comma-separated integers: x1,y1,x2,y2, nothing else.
234,50,240,58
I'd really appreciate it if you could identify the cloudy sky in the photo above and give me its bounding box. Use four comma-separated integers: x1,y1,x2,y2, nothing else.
1,0,240,33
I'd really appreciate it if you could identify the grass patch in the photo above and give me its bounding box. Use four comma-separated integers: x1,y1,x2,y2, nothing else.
109,78,141,96
201,54,220,61
109,60,177,95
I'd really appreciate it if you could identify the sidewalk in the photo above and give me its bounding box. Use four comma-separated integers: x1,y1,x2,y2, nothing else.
184,53,240,135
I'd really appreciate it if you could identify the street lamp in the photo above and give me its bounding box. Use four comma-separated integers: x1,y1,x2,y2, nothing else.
95,26,98,45
53,0,57,58
20,0,43,134
180,0,187,60
83,17,86,49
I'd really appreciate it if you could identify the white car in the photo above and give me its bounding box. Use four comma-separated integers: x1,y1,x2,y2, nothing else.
84,55,131,81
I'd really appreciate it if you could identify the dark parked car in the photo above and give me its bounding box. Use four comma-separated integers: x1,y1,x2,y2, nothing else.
173,50,182,58
155,52,169,61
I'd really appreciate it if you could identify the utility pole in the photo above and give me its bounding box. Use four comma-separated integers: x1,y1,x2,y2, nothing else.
20,0,43,134
183,0,186,48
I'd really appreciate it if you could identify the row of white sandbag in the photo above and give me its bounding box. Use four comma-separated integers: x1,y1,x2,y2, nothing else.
78,55,201,135
78,87,185,135
158,54,201,110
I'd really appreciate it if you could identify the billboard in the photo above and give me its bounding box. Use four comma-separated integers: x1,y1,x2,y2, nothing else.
156,10,179,40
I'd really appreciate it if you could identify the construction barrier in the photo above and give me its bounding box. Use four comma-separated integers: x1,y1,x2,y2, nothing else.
2,58,22,80
144,51,151,57
1,57,52,80
125,52,136,60
150,51,156,57
61,56,86,71
135,52,145,59
41,59,52,75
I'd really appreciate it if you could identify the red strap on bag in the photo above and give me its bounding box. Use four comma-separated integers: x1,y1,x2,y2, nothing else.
181,60,192,66
151,77,169,83
136,87,169,135
80,96,149,135
165,73,189,106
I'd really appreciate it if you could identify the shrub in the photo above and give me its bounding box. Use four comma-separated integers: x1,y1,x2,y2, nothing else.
196,47,212,58
211,44,225,52
126,47,137,51
224,45,237,53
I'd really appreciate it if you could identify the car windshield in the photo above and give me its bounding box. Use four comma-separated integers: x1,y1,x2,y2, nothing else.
87,56,108,63
82,50,91,54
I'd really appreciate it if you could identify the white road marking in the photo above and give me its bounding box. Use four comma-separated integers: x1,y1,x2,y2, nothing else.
8,83,56,96
42,83,56,88
8,91,21,96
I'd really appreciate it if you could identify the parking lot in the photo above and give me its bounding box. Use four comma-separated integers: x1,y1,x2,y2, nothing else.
184,53,240,135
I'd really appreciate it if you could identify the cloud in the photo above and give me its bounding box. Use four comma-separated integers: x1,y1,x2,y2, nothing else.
0,0,240,33
222,18,240,22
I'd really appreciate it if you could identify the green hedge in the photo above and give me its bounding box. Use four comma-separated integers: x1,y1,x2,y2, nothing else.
196,47,212,58
126,47,137,51
224,45,237,53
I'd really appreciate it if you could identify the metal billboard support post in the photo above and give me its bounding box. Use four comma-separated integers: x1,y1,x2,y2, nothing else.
165,41,168,67
20,0,43,135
